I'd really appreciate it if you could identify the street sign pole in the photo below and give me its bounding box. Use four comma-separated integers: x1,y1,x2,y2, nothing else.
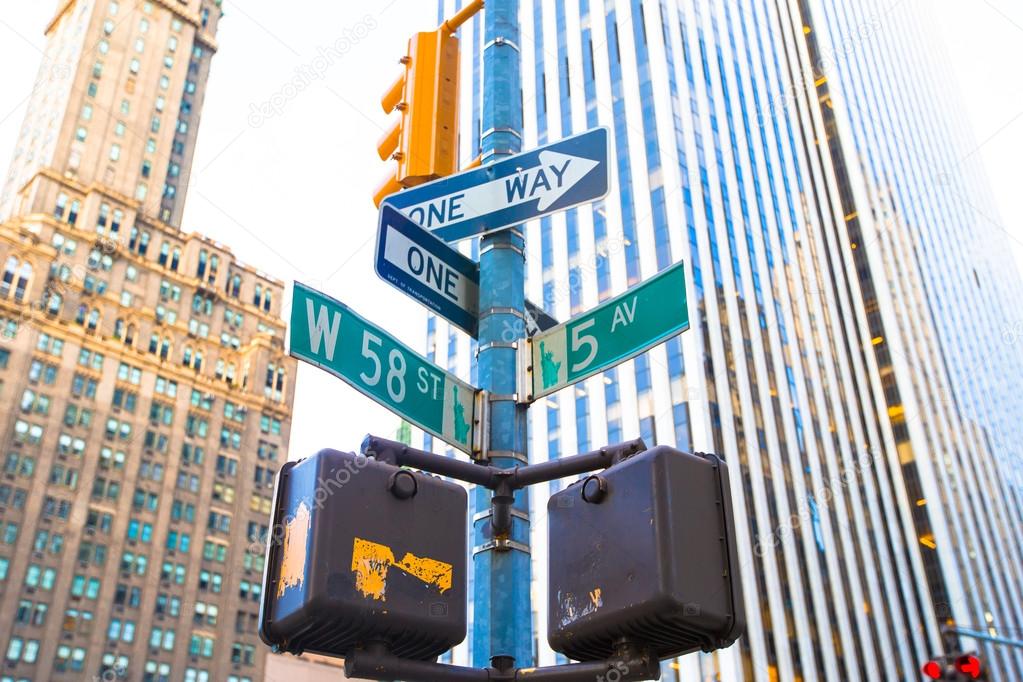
474,0,533,669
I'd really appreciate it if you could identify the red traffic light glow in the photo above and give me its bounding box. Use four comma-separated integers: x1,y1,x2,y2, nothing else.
922,661,942,679
956,655,982,679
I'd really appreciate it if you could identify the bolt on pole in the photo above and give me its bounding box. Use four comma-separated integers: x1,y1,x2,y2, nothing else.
473,0,533,669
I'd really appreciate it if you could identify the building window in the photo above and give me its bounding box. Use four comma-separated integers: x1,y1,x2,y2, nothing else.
1,257,32,302
54,193,68,219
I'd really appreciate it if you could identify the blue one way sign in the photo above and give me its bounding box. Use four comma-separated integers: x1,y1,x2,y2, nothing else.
375,204,559,338
375,204,479,337
382,128,610,242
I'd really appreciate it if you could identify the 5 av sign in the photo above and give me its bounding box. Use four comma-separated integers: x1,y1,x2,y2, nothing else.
527,262,689,400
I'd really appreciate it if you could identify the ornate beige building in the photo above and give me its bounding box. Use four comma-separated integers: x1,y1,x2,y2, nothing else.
0,1,295,680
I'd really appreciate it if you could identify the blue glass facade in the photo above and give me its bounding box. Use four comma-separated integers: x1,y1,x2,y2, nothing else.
428,1,1023,679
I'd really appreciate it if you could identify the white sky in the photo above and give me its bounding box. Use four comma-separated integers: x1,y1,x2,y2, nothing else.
0,1,1020,461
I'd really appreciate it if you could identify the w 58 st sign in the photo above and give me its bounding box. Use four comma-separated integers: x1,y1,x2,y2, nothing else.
289,283,477,453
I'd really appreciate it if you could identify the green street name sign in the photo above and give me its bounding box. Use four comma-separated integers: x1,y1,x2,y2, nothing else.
528,262,689,400
289,282,477,453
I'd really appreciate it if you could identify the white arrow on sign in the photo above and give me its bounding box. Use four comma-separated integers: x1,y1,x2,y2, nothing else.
401,150,600,231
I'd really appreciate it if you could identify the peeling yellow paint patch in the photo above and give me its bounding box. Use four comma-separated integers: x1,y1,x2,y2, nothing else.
352,537,393,601
277,501,311,598
351,538,453,602
395,552,453,593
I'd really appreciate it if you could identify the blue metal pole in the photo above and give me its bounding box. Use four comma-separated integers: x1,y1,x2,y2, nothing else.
473,0,532,669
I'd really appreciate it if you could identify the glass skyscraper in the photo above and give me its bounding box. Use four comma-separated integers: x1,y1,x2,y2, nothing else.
424,0,1023,680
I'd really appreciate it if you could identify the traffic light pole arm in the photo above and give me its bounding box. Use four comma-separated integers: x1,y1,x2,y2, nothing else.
363,434,496,487
441,0,485,35
345,638,660,682
362,435,646,494
946,626,1023,650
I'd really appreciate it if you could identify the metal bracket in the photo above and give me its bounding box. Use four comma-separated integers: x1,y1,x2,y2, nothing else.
487,393,518,403
472,390,490,462
473,538,531,555
517,338,534,404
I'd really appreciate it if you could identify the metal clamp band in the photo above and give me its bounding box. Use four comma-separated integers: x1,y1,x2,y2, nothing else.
483,38,521,52
480,306,525,319
481,126,523,140
473,508,530,524
478,340,517,353
486,449,529,464
481,147,521,160
480,241,525,257
487,393,519,403
473,538,531,555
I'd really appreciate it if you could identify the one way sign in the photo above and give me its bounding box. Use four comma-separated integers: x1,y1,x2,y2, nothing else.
375,204,559,338
382,128,610,242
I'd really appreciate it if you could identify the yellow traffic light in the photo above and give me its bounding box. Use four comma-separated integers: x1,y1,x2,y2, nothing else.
374,26,463,207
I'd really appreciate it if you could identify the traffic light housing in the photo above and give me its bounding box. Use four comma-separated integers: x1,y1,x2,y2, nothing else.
259,449,467,660
374,28,460,207
955,654,982,679
922,653,984,680
547,446,745,661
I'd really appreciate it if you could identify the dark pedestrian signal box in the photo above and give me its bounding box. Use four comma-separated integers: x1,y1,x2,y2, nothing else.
258,449,467,660
547,446,745,661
